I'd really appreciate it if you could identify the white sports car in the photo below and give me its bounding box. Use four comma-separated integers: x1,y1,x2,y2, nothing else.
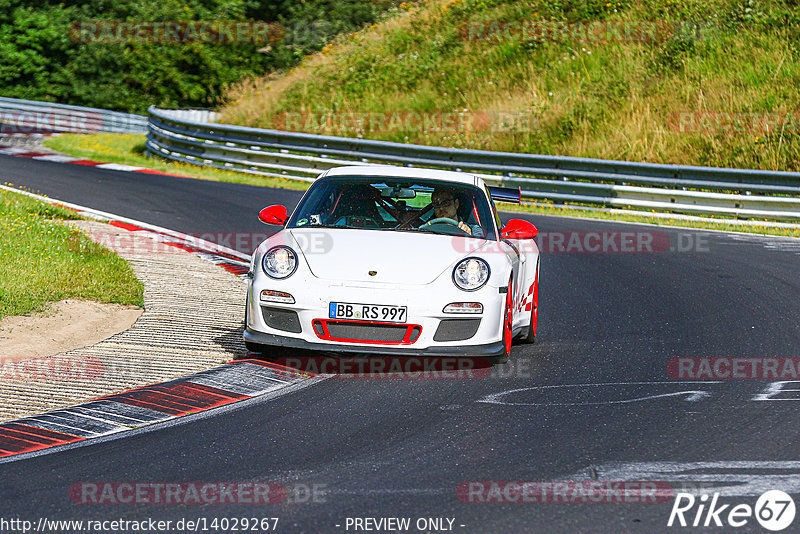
244,165,539,360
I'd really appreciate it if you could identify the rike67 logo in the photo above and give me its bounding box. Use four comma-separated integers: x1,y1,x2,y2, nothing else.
668,490,796,531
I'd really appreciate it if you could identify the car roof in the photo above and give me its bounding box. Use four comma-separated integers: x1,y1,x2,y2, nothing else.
322,165,482,187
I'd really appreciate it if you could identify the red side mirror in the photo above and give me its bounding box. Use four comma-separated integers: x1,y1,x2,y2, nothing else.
501,219,539,240
258,205,288,225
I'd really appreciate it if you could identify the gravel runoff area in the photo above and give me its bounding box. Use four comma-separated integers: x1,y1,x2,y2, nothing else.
0,133,48,149
0,220,249,422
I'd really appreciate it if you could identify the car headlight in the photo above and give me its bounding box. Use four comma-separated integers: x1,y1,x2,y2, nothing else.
262,246,298,279
452,257,490,291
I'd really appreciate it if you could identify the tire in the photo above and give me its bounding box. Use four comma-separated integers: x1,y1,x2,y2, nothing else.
520,265,539,345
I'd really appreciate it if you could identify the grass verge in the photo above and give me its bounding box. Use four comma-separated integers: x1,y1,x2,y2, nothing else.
0,187,144,319
43,134,311,191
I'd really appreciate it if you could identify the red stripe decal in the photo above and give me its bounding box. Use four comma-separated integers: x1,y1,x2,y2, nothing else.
107,381,247,416
109,220,145,232
113,392,207,413
0,428,62,446
242,359,316,377
0,424,82,458
220,263,249,275
0,441,33,453
155,382,245,403
4,423,80,442
165,242,195,252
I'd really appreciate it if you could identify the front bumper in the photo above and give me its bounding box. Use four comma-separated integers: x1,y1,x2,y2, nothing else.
245,277,506,357
244,326,505,357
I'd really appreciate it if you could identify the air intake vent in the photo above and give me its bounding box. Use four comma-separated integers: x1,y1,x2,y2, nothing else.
261,307,302,333
433,319,481,342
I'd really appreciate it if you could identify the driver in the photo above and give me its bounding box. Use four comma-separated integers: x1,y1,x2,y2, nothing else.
421,188,483,237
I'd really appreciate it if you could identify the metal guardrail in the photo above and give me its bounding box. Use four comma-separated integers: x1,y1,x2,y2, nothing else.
146,106,800,221
0,97,147,134
155,108,220,124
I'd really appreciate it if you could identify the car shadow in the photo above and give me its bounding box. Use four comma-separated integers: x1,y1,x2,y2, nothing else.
235,349,495,379
210,324,249,360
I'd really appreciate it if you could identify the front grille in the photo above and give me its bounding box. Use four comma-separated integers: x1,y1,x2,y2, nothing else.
261,306,302,333
433,319,481,342
327,323,409,342
314,320,422,344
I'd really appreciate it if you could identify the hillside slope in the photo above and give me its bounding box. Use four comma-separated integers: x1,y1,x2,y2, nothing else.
219,0,800,171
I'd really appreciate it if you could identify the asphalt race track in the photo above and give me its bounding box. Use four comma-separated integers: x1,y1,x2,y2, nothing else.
2,153,800,533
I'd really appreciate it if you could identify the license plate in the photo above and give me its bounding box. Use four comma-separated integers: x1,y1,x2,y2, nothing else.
329,302,407,323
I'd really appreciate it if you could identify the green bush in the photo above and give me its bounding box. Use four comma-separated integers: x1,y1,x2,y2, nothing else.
0,0,396,112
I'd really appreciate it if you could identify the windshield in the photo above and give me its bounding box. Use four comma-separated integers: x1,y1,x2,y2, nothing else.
287,176,497,239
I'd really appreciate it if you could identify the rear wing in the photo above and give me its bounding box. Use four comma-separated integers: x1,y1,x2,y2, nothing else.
488,186,521,205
